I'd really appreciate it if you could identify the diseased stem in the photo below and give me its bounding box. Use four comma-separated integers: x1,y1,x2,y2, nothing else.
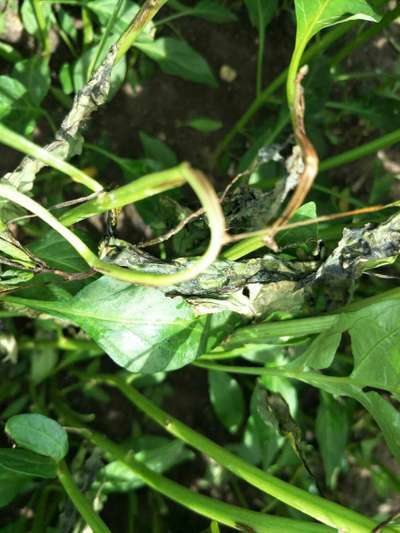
0,123,103,193
0,162,226,286
57,460,111,533
59,166,187,226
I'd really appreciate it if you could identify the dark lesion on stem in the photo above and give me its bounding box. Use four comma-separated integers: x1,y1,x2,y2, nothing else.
265,65,319,249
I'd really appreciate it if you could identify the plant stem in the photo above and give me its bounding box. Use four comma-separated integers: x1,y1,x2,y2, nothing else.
256,7,266,97
31,0,50,55
57,460,111,533
212,23,351,163
53,404,333,533
320,127,400,172
115,0,168,64
213,0,391,163
102,375,380,533
0,162,226,286
89,432,331,533
59,166,187,225
0,123,102,193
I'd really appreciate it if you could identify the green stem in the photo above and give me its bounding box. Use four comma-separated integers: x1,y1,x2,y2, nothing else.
115,0,168,64
31,0,50,55
89,432,331,533
213,0,391,163
53,404,332,533
320,127,400,172
193,361,382,393
0,123,102,193
286,41,306,125
256,9,266,97
88,0,124,78
212,23,351,163
101,375,380,533
59,165,187,225
0,162,225,286
57,460,111,533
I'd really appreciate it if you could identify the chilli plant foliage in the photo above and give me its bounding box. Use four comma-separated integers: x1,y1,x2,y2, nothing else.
1,0,400,532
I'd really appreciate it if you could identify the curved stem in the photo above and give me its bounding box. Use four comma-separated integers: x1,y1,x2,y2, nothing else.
0,123,102,193
101,375,381,533
213,0,391,164
57,460,111,533
0,162,226,286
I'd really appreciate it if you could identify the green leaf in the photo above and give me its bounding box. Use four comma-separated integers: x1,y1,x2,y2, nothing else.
100,439,193,492
88,0,153,38
288,324,342,371
357,392,400,465
30,347,58,385
0,467,28,508
7,277,205,374
28,230,90,273
191,0,237,23
12,57,51,106
244,0,278,29
5,414,69,462
294,0,380,51
139,131,178,168
20,0,53,35
185,117,222,133
0,448,57,479
276,202,318,253
135,37,218,87
349,299,400,391
316,394,348,489
0,76,26,120
208,370,245,433
59,63,74,95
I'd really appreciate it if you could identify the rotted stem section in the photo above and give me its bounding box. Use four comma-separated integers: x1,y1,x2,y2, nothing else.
267,66,319,247
0,163,225,287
